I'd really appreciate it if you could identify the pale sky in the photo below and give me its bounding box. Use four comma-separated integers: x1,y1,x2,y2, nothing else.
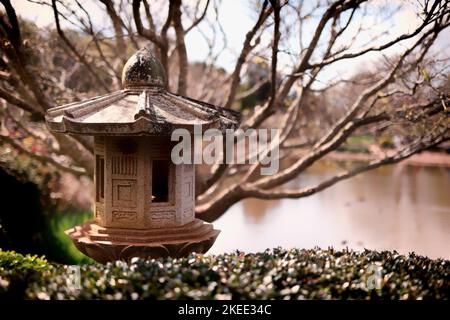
10,0,255,71
8,0,450,87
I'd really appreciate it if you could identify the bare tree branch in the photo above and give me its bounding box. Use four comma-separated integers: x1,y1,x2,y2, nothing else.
0,0,52,110
278,0,367,102
308,0,446,70
185,0,210,34
99,0,127,61
132,0,170,80
223,0,272,109
172,0,189,95
51,0,111,92
243,129,449,199
0,134,86,176
0,86,43,119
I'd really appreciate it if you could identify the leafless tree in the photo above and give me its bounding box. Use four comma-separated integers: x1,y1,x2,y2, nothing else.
0,0,449,221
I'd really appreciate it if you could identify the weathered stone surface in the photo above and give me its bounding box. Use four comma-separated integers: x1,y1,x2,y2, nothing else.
45,48,237,262
95,136,194,230
122,47,167,89
45,48,239,136
65,219,220,263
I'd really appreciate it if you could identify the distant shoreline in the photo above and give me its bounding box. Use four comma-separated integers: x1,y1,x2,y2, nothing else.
325,150,450,168
288,149,450,168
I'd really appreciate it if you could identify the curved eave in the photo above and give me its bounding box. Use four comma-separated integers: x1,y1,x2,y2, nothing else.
45,88,240,136
176,94,241,127
46,116,221,136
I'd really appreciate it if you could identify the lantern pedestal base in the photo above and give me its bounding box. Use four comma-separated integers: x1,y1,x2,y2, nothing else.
65,219,220,263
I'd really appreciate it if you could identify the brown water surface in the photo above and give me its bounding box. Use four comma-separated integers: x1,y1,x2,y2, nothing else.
210,163,450,259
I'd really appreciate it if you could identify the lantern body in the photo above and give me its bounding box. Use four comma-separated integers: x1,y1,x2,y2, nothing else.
45,48,239,263
94,136,194,229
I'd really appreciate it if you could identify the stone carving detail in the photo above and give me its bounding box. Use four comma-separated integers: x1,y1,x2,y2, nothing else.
151,210,174,220
112,211,137,222
112,179,137,207
112,156,137,175
95,206,104,219
183,179,193,198
144,210,175,227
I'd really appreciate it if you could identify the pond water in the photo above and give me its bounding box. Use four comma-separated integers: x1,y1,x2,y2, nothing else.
210,163,450,259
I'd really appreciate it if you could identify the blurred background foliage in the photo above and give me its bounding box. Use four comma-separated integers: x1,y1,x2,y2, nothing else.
0,145,92,264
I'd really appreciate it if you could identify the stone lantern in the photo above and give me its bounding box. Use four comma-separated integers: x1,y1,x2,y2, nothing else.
45,48,239,263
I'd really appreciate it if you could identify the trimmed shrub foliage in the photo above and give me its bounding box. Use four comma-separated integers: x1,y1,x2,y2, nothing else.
0,248,449,299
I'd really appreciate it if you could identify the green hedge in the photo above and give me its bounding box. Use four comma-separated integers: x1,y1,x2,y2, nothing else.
0,248,448,299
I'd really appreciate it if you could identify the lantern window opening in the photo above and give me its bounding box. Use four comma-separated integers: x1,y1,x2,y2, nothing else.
95,155,105,202
150,159,174,204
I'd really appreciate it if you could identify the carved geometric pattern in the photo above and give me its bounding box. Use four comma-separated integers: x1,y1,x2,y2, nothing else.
111,156,137,175
184,180,192,198
95,206,104,219
112,179,137,207
150,210,174,220
112,211,137,222
143,210,175,228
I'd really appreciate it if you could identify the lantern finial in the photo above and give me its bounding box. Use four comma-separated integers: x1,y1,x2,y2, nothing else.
121,47,167,89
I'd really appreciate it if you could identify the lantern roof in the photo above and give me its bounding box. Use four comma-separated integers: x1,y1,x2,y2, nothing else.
45,48,239,135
